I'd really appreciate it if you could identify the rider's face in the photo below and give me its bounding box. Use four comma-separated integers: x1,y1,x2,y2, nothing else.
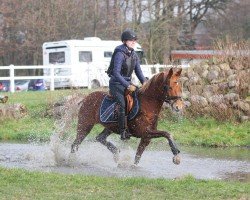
125,39,136,49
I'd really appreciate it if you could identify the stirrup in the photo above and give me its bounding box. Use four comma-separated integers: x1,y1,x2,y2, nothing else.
120,129,131,140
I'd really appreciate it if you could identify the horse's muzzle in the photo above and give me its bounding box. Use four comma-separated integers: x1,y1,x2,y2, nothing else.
165,97,184,112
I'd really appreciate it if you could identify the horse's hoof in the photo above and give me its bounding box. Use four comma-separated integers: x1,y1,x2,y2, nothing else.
173,155,181,165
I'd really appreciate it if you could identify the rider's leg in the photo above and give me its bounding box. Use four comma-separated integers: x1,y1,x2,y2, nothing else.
110,84,130,140
117,105,130,140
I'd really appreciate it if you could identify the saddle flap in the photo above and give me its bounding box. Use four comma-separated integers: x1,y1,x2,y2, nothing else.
100,91,140,123
125,91,134,114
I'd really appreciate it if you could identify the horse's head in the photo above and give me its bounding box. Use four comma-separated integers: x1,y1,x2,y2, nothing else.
141,67,184,112
164,68,184,112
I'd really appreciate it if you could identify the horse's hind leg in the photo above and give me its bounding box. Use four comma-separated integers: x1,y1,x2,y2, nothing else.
96,128,120,162
71,123,94,153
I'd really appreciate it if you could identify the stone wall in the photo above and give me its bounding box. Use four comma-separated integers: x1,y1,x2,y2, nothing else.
181,60,250,121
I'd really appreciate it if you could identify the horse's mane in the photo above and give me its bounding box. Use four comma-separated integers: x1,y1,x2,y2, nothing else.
139,72,163,94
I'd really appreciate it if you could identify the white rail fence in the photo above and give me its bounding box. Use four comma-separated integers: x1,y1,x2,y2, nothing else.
0,64,183,93
0,65,72,93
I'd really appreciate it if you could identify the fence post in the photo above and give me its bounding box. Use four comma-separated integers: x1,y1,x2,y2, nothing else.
50,65,55,91
9,64,15,93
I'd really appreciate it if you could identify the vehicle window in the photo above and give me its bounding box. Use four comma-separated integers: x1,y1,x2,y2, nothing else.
104,51,113,58
49,52,65,64
79,51,92,62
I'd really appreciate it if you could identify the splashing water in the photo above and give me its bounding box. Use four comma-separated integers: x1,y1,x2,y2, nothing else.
0,141,249,181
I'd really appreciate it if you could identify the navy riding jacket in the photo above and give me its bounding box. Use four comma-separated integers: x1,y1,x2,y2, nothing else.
109,44,146,88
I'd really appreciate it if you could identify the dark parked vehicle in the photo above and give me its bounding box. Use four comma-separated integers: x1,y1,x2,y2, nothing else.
28,79,47,91
0,79,47,92
0,80,30,92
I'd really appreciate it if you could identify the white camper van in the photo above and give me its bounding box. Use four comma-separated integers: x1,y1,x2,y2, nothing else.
43,37,147,89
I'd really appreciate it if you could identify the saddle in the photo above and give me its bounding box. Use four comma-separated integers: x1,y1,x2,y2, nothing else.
100,89,140,123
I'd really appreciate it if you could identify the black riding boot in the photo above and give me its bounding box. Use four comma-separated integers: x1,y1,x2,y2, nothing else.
118,111,131,140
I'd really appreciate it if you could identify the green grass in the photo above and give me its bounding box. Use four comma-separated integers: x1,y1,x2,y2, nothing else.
0,90,84,142
0,91,249,199
0,167,249,200
158,117,250,147
0,89,249,147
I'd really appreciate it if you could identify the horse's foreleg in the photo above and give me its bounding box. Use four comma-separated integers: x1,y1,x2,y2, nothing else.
134,138,151,165
71,124,93,153
147,129,180,165
96,128,120,163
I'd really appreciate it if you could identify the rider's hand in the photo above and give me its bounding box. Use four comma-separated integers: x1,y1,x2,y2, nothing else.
127,85,136,92
142,81,147,87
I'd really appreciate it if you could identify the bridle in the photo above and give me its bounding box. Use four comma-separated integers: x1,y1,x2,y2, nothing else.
139,77,182,105
163,84,182,104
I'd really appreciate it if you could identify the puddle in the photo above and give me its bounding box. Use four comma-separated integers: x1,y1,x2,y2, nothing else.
0,139,249,181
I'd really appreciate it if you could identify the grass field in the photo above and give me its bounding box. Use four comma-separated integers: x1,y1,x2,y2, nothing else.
0,89,249,147
0,167,249,200
0,90,249,200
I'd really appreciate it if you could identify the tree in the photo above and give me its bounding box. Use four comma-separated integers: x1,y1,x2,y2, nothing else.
178,0,231,49
206,0,250,41
0,0,246,67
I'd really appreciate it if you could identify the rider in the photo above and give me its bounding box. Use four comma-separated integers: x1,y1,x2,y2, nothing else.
108,29,147,140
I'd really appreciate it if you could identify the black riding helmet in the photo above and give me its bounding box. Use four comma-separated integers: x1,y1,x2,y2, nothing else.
121,30,137,42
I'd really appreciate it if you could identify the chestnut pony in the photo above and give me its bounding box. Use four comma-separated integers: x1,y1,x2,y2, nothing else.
71,68,184,165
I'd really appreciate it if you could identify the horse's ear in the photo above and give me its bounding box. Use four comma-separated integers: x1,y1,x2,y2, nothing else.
166,68,174,79
176,68,182,77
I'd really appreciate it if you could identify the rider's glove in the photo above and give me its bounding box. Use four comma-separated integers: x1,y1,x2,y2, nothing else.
127,85,136,92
